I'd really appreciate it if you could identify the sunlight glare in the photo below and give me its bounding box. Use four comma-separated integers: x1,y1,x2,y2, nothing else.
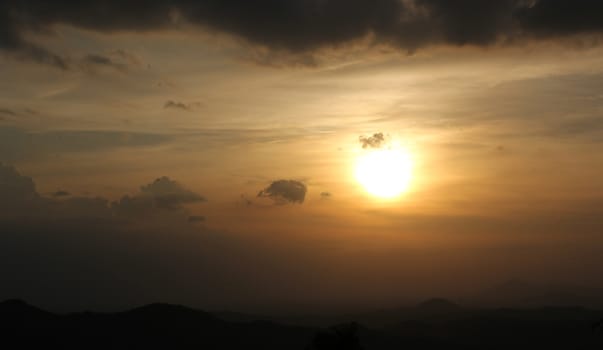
355,147,412,199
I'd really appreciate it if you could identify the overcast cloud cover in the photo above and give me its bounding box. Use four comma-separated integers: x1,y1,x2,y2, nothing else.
3,0,603,67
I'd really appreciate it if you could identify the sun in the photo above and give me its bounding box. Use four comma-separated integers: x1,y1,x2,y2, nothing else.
355,147,412,198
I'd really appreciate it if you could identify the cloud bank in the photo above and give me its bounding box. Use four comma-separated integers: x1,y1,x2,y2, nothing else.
0,162,205,222
3,1,603,67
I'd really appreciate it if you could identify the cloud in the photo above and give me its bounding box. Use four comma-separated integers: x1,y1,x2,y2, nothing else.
516,0,603,38
112,177,206,219
81,50,144,72
258,179,307,204
81,54,127,72
164,101,188,110
0,163,205,222
3,1,603,68
4,167,603,312
139,176,206,209
83,54,114,65
0,108,17,117
0,163,40,213
0,165,360,312
164,100,203,111
359,132,386,149
52,190,70,197
239,194,253,206
0,36,69,69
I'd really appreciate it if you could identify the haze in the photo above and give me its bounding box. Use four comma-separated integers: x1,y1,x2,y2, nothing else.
1,0,603,314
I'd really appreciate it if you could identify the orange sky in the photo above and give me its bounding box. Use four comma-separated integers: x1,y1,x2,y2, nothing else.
2,1,603,312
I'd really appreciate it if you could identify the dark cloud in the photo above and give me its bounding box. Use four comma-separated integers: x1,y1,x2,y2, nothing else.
359,132,386,149
0,26,69,69
112,177,206,219
52,190,70,197
81,50,144,72
0,163,205,222
164,100,202,111
139,176,206,209
0,163,40,214
0,164,111,219
240,194,253,206
516,0,603,38
0,108,17,117
81,54,126,71
258,179,307,204
83,54,113,66
3,1,603,68
111,49,143,65
164,100,188,110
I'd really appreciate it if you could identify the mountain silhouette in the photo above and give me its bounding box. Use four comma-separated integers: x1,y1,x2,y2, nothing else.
0,300,315,349
2,299,603,349
475,280,603,308
0,299,57,326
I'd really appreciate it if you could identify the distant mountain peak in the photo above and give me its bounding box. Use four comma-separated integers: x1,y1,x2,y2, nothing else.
0,298,45,312
0,299,56,324
122,302,219,325
417,298,460,311
129,302,193,313
0,298,28,306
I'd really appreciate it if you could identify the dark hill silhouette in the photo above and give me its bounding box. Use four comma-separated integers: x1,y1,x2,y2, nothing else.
0,300,316,349
0,299,58,327
1,299,603,349
474,280,603,308
307,322,364,350
116,302,220,327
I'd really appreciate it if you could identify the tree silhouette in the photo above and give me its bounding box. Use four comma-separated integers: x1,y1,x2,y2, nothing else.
307,322,364,350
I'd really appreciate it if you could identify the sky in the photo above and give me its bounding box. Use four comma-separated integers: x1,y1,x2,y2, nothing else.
2,0,603,313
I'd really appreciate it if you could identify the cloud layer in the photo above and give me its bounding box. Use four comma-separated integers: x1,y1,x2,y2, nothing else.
3,1,603,67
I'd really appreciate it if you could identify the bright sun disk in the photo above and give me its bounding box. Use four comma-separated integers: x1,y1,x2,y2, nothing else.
355,148,412,199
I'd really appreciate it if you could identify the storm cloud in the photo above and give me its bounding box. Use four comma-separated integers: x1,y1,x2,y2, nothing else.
3,1,603,67
258,179,307,204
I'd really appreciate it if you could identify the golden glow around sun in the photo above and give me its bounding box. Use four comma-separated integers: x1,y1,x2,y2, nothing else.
355,147,412,198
